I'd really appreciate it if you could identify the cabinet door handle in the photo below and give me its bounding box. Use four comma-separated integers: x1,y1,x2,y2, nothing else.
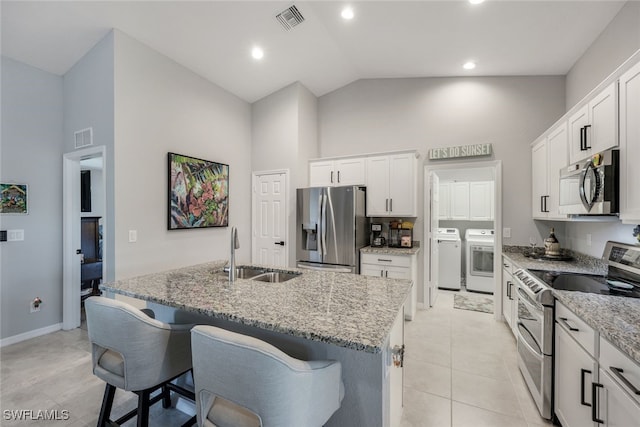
580,369,592,407
610,366,640,395
584,124,591,149
506,281,512,299
540,196,544,213
380,270,384,277
385,199,389,212
337,171,341,183
580,126,586,151
377,258,392,262
330,171,334,183
385,270,388,278
558,317,579,332
591,382,604,424
390,199,393,212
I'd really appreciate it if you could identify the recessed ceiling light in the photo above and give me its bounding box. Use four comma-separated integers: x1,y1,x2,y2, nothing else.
463,61,476,70
251,46,264,60
469,0,485,4
341,7,354,20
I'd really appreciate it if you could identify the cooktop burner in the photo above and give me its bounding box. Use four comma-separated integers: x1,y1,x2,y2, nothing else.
528,269,640,299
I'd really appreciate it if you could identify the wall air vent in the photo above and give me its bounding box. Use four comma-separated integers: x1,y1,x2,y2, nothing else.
74,127,93,149
276,5,305,31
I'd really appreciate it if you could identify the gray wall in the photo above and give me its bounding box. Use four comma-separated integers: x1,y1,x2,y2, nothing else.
113,31,252,278
251,82,318,267
1,58,64,339
566,1,640,108
318,76,566,247
63,32,115,281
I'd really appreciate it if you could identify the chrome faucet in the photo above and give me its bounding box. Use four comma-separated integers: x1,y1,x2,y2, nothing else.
229,227,240,282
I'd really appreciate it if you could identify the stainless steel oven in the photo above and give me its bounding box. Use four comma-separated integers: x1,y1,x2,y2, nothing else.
513,269,555,420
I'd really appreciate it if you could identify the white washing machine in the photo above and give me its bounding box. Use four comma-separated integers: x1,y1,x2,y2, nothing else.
465,229,495,294
437,228,461,290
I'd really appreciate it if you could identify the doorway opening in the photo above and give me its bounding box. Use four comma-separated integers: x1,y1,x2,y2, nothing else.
424,161,503,321
63,146,107,330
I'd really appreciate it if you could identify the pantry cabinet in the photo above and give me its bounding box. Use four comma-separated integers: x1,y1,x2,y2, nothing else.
619,60,640,224
309,157,365,187
531,122,568,220
568,82,618,165
366,152,417,217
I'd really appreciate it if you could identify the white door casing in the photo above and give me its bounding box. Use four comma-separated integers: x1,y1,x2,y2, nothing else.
428,171,439,307
252,170,289,268
63,145,107,330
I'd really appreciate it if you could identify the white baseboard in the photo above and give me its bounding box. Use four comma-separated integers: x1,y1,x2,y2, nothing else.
0,323,62,348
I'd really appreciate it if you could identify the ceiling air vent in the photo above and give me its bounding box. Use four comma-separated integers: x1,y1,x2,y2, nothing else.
74,127,93,149
276,5,305,31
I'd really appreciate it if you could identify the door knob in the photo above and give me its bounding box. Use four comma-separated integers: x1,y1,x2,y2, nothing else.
274,241,285,246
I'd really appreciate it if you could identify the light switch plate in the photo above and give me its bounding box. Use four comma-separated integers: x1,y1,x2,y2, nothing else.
503,228,511,238
129,230,137,243
7,229,24,241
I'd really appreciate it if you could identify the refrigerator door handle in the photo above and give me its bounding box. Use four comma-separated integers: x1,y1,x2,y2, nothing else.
321,193,328,256
317,193,323,256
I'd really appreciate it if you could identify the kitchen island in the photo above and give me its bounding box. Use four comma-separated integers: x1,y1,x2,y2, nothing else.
100,261,412,427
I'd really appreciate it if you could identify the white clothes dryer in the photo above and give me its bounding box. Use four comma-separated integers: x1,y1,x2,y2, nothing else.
465,229,495,293
437,228,461,290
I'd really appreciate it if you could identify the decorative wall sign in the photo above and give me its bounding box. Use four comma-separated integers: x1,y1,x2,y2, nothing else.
0,183,28,214
168,153,229,229
429,143,493,160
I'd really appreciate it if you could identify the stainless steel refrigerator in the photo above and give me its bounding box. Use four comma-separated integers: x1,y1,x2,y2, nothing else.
296,186,369,273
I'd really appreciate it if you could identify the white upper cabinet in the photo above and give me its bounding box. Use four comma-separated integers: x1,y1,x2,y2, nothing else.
366,152,417,217
309,157,365,187
469,181,494,221
619,61,640,223
449,182,470,220
532,122,568,220
568,82,618,164
438,183,450,219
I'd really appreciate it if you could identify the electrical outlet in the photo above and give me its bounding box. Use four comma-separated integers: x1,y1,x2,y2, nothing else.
503,228,511,238
129,230,137,243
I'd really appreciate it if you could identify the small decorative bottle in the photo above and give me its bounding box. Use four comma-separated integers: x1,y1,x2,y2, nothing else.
544,228,561,257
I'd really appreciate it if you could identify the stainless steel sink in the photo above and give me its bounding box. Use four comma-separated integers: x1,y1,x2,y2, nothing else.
222,266,267,279
251,271,301,283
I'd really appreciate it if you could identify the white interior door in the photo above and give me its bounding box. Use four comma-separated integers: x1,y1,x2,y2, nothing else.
428,172,440,307
252,171,288,267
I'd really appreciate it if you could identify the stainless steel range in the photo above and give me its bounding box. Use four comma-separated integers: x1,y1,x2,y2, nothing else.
512,241,640,420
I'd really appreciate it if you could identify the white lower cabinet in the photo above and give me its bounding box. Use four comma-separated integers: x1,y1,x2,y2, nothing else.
361,252,417,320
554,301,640,427
501,256,516,336
554,320,597,427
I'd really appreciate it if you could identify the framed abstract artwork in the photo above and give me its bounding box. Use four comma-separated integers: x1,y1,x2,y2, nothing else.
168,152,229,229
0,183,28,214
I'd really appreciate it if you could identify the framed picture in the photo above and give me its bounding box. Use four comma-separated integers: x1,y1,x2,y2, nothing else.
1,183,28,214
168,153,229,229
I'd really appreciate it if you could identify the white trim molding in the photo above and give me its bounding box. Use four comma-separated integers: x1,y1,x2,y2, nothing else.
0,323,62,348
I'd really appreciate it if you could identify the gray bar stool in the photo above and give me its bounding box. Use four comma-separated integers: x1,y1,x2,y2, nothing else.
85,296,195,427
190,325,345,427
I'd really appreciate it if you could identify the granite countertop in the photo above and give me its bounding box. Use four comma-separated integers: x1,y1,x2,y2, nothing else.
503,245,639,365
554,291,640,365
502,245,607,275
100,261,411,354
361,242,421,256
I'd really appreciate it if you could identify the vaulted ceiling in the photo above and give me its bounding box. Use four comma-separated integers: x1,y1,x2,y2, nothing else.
1,1,626,102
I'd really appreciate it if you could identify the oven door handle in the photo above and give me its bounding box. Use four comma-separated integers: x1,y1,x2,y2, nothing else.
517,322,543,356
516,287,544,318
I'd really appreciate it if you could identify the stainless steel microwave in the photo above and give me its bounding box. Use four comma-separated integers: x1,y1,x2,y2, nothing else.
558,149,619,215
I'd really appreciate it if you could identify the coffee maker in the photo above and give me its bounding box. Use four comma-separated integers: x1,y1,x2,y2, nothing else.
370,223,385,247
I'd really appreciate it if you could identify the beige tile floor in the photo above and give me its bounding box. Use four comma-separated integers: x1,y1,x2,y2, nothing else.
0,290,553,426
400,290,554,427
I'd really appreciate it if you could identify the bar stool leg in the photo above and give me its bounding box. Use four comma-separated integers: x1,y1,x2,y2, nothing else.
136,389,151,427
97,384,116,427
